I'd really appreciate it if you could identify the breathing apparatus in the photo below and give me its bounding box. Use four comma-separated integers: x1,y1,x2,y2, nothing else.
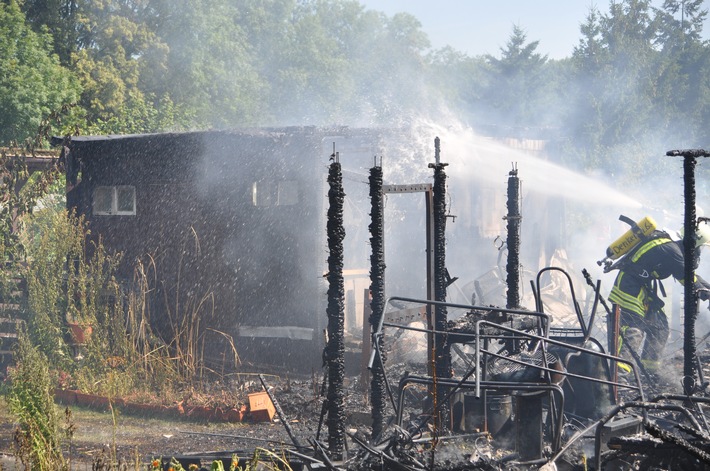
597,215,657,273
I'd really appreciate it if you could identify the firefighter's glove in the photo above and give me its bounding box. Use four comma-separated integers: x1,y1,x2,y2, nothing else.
699,289,710,301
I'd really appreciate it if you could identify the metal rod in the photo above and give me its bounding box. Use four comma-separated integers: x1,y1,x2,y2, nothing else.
258,374,304,450
536,267,581,335
368,295,552,369
178,430,292,446
473,319,645,400
396,376,566,453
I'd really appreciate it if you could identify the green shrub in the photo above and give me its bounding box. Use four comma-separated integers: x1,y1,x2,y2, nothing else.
7,331,66,471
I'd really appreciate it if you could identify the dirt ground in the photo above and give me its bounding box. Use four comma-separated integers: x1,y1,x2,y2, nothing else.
0,375,372,470
0,405,284,468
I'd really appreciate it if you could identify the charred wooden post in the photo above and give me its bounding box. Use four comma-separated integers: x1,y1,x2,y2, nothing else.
368,160,387,440
505,166,521,309
325,153,346,458
667,148,710,395
428,137,451,429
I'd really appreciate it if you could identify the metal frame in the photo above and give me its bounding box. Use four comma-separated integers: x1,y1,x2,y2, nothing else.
368,296,645,457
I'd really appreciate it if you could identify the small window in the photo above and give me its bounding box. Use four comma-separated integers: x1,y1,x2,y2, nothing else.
93,187,113,214
252,181,274,207
116,187,135,213
252,180,298,207
93,186,136,215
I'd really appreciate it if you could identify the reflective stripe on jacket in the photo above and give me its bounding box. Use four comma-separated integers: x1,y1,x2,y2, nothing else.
609,271,649,317
608,237,672,318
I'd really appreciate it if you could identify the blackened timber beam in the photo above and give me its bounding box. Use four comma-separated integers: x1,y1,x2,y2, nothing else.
505,166,521,310
667,148,710,396
368,164,387,440
428,137,451,434
325,156,346,458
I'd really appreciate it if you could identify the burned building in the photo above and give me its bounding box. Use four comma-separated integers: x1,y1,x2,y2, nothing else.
56,127,395,369
54,127,579,371
49,128,710,469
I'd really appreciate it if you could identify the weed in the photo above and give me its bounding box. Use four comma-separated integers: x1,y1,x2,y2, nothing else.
7,331,66,470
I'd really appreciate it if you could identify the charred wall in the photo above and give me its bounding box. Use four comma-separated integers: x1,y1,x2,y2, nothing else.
63,129,328,369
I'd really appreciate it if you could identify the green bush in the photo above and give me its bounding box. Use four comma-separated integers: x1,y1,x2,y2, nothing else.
7,331,66,471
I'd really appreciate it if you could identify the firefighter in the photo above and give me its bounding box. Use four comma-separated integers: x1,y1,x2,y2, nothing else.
609,221,710,374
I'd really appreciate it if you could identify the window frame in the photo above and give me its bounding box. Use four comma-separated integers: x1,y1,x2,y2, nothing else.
92,185,136,216
251,180,299,207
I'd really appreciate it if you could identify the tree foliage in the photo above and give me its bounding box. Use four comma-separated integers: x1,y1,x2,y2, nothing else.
0,0,80,144
480,25,549,127
0,0,708,183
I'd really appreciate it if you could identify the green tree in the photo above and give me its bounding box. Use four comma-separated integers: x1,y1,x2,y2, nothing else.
481,25,550,127
258,0,357,124
0,0,80,145
654,0,710,143
20,0,79,66
352,10,434,123
573,6,607,69
21,0,192,133
597,0,657,148
149,0,264,128
427,46,491,121
567,6,610,166
70,0,182,131
232,0,435,126
566,0,663,179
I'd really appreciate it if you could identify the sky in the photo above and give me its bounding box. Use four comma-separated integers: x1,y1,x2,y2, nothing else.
358,1,670,60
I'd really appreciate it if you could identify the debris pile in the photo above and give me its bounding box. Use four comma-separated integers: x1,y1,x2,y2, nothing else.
156,145,710,471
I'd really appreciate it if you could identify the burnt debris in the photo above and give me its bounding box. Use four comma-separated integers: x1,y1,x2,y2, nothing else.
155,142,710,471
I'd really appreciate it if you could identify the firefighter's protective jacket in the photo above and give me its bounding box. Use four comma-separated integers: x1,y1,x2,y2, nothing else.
609,233,710,318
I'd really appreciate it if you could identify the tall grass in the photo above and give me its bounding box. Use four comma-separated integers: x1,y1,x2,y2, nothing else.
3,163,243,468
